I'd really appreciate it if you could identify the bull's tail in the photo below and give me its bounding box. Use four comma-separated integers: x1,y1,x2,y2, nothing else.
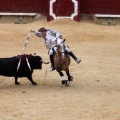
40,60,49,64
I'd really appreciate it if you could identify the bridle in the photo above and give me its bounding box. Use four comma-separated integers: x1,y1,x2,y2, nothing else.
58,44,66,55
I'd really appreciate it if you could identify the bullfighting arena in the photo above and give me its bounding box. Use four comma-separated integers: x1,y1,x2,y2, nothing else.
0,17,120,120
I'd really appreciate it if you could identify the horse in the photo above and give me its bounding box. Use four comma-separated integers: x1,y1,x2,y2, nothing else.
53,43,73,87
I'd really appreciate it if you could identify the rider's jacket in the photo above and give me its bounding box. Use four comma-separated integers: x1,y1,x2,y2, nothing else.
35,29,63,49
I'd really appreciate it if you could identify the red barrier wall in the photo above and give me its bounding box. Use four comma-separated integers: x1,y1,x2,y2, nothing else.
0,0,120,15
81,0,120,14
0,0,47,14
47,0,80,21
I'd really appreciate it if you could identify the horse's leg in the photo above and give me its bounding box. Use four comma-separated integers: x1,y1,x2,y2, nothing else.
56,69,68,86
58,71,66,83
66,69,73,82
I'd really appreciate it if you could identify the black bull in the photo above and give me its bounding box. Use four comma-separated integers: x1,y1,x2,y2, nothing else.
0,54,49,85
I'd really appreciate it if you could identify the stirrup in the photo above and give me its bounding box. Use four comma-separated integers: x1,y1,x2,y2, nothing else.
76,58,81,64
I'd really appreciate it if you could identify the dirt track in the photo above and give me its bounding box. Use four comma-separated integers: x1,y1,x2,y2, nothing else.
0,18,120,120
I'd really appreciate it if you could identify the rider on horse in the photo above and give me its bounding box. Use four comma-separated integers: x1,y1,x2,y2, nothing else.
30,27,81,71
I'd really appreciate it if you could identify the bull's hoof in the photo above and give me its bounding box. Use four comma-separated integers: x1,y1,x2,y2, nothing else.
32,82,37,86
15,82,20,85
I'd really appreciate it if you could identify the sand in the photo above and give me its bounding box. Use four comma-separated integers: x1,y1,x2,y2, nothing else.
0,18,120,120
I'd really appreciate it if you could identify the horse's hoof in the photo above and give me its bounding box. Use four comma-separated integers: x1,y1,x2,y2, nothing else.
68,76,73,81
62,80,66,85
70,76,73,81
65,81,70,87
61,80,70,87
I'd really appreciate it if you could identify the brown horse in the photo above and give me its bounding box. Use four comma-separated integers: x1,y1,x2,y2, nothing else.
53,43,73,87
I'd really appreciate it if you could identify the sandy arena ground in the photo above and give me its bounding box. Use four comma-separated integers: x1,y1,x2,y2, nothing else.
0,17,120,120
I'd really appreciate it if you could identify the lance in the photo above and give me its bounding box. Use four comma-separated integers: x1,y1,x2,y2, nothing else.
22,32,31,51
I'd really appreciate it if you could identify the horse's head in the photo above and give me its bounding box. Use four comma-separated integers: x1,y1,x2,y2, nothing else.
57,43,66,59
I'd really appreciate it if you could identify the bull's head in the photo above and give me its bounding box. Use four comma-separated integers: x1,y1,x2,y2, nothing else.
32,56,42,69
32,54,49,69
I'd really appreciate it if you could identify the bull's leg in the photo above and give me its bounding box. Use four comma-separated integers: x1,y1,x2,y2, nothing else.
27,76,37,85
66,69,73,81
14,76,20,85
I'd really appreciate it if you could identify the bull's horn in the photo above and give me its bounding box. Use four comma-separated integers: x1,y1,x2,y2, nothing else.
40,60,49,64
32,53,36,56
63,39,66,43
